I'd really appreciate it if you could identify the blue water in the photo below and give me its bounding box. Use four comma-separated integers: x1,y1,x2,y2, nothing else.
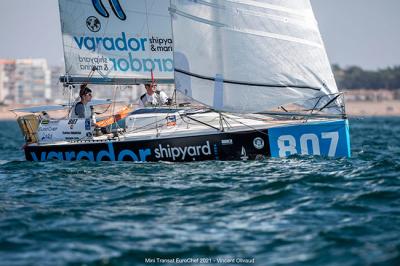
0,117,399,266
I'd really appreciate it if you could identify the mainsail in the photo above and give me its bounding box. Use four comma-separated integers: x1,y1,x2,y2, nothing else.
170,0,340,113
58,0,173,84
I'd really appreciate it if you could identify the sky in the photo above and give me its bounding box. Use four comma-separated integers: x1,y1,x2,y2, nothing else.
0,0,399,70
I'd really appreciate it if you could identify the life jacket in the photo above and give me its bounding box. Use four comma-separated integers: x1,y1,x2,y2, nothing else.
71,102,91,119
140,90,162,106
74,102,84,116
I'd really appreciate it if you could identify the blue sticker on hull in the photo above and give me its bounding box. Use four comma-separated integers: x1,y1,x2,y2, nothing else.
268,120,351,158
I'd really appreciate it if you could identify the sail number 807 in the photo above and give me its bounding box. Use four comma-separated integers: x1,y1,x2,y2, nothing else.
277,132,339,157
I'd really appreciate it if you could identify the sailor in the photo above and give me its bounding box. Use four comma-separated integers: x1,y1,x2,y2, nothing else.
71,84,93,119
139,82,171,107
41,111,50,120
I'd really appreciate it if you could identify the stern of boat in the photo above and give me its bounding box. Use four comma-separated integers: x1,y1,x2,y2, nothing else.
267,119,351,158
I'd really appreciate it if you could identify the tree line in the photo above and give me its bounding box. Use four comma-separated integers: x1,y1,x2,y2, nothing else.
332,65,400,90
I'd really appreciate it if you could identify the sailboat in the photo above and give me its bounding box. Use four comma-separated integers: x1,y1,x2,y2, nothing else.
15,0,350,162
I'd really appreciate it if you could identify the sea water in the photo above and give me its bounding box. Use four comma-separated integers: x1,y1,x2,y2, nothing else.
0,117,399,266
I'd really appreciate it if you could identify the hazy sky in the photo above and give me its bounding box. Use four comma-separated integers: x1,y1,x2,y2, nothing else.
0,0,399,69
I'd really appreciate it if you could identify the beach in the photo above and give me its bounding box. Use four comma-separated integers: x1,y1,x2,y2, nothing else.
345,100,400,116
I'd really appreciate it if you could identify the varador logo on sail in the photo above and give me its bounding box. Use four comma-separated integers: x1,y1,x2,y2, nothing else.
92,0,126,20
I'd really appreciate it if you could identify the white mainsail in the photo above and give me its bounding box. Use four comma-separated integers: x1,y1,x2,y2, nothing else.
170,0,340,113
58,0,173,83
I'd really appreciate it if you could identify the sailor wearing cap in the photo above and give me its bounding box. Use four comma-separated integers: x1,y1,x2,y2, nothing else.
139,82,171,107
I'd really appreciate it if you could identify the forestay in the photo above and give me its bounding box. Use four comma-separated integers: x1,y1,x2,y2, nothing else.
58,0,173,83
170,0,340,113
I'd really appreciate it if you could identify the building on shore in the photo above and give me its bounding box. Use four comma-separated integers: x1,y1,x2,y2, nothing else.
1,57,184,106
50,65,67,104
0,59,16,104
15,59,51,104
344,89,400,102
0,59,51,105
0,58,175,105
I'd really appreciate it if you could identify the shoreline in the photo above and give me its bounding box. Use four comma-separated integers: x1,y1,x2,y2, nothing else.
1,101,400,120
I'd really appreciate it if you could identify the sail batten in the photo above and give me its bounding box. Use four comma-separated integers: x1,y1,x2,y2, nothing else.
225,28,323,48
227,0,313,16
170,7,226,27
171,9,322,48
175,68,321,91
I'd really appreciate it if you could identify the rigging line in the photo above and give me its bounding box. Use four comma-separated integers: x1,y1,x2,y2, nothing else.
144,1,160,134
172,88,177,108
319,94,341,112
218,112,233,131
306,95,324,122
222,113,269,137
124,117,166,135
306,92,343,102
181,114,221,131
94,103,112,115
180,116,218,126
218,113,225,132
144,0,153,61
257,111,344,119
175,68,321,91
280,106,289,112
96,65,113,78
110,85,118,125
340,93,347,117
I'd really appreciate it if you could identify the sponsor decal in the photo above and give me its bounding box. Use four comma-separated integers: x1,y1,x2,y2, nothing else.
29,141,215,162
92,0,126,21
221,139,233,145
213,144,219,160
268,120,351,158
73,32,174,73
30,143,151,162
63,0,173,76
154,141,211,161
38,126,58,132
85,119,91,130
86,16,101,32
38,119,96,144
62,131,83,135
166,115,176,126
253,137,264,149
41,133,53,142
240,146,248,161
68,119,77,129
